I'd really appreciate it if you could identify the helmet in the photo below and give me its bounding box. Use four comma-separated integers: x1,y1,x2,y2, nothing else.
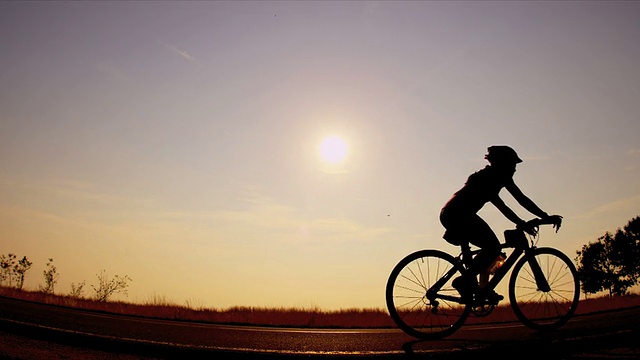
484,145,522,165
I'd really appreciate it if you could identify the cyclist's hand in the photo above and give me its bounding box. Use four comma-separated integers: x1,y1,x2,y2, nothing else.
518,221,539,236
547,214,563,232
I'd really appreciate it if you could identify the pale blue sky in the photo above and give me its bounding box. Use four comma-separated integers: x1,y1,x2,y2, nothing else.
1,1,639,309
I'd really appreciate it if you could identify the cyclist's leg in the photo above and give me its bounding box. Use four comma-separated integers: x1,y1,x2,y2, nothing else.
466,215,504,302
440,211,500,294
467,214,501,284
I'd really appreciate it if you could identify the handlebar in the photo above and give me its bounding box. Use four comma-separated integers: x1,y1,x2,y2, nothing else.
518,215,563,236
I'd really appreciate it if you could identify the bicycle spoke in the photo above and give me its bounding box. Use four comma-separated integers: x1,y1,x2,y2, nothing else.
395,283,426,294
399,273,426,291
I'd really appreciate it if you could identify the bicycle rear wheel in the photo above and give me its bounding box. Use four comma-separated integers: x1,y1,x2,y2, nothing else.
386,249,470,339
509,247,580,331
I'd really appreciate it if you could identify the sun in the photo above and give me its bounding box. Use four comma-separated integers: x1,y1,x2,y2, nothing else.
319,135,348,164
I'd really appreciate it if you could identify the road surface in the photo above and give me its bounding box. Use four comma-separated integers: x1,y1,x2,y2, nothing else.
1,296,639,359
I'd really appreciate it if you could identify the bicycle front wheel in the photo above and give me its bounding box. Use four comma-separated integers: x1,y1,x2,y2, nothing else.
509,247,580,331
386,249,470,339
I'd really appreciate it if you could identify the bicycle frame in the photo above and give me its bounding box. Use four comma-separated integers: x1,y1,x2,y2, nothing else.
427,229,550,304
483,243,525,293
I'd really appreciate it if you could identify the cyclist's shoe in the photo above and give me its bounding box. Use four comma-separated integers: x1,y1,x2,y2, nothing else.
478,289,504,304
452,276,479,300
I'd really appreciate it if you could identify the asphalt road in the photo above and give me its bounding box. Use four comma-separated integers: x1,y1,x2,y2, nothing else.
1,296,639,359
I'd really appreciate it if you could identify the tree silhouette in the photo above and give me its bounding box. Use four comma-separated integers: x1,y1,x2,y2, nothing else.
0,253,32,290
92,270,132,302
14,256,32,290
576,216,640,297
39,258,59,294
0,253,17,286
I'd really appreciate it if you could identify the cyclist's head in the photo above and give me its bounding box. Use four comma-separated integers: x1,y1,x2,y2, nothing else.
484,145,522,167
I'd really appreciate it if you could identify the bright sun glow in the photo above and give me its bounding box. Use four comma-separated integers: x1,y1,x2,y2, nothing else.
319,136,348,164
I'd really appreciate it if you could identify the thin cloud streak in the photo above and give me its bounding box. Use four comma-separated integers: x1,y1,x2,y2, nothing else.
206,204,394,245
0,178,152,208
158,40,198,63
575,195,640,220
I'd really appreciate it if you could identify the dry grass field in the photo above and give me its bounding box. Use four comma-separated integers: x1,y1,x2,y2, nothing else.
1,286,638,328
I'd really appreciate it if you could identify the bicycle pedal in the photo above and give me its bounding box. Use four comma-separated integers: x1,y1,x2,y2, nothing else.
477,292,503,305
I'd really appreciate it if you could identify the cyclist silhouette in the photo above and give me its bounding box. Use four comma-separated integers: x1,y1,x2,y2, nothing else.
439,145,559,301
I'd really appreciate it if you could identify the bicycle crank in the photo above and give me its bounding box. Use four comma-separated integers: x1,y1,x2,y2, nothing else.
471,302,495,317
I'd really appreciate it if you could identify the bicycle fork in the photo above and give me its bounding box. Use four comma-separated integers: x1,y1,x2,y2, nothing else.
526,250,551,292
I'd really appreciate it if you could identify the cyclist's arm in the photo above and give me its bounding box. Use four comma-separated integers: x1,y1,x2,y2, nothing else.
491,196,526,227
504,180,549,219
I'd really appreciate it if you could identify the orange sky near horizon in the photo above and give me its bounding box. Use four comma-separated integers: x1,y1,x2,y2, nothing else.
1,1,639,310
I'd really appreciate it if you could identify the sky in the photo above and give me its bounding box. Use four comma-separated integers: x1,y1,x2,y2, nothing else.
1,1,639,310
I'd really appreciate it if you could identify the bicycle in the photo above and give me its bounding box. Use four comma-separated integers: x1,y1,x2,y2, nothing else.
385,216,580,339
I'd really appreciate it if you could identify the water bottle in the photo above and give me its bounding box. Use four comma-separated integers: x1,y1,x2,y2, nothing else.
489,252,507,274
